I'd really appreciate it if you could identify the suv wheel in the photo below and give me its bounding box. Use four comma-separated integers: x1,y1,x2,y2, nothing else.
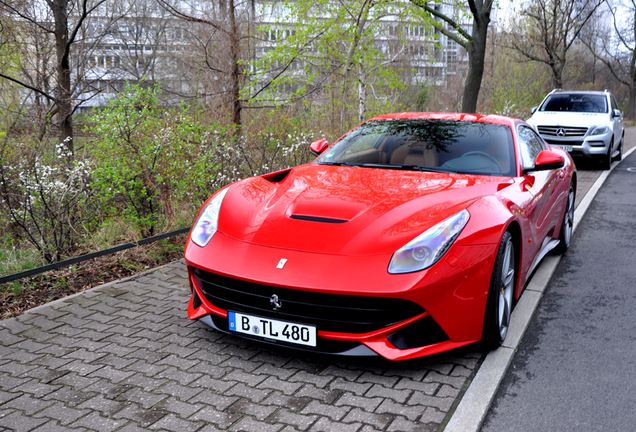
613,134,624,162
600,138,613,170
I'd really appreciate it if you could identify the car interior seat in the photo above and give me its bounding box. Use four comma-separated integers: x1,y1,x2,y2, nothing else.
389,139,439,166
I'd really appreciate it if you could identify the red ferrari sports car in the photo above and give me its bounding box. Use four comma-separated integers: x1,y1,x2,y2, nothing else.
184,113,576,361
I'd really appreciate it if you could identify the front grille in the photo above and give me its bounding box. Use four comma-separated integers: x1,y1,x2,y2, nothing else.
544,138,583,146
537,125,588,137
191,267,424,334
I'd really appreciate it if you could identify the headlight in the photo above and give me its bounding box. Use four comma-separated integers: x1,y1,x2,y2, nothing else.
190,188,229,247
589,126,609,136
388,210,470,274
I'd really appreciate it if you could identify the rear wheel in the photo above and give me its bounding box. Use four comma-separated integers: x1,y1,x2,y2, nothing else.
554,181,575,255
482,231,516,349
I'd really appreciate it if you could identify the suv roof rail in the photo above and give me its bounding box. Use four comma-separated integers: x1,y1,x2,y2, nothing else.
549,88,562,94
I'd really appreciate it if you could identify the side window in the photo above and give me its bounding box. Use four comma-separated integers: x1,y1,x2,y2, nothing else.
610,95,619,111
517,125,545,169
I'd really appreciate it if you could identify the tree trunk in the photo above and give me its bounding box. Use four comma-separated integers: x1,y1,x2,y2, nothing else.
228,0,241,132
50,0,74,155
629,74,636,121
358,63,366,123
461,6,490,114
552,63,563,89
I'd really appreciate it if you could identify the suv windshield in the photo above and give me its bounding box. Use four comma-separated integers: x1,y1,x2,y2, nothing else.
540,93,608,113
316,119,516,177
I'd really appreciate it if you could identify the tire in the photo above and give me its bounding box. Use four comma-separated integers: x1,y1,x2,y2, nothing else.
482,231,516,349
614,135,623,162
553,181,575,255
600,139,612,170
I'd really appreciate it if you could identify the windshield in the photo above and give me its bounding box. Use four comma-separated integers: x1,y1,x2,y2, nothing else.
539,94,608,113
316,119,516,177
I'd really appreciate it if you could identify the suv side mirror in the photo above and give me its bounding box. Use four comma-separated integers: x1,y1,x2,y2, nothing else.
523,150,564,175
310,139,330,156
613,109,622,119
531,107,538,114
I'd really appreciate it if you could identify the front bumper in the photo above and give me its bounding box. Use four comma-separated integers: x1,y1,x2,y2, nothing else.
184,231,497,361
541,133,611,158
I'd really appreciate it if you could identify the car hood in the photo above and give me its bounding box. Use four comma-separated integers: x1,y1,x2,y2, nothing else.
527,111,609,127
217,164,512,256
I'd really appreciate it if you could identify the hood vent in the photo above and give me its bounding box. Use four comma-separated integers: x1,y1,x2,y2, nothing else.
262,168,292,183
290,215,348,224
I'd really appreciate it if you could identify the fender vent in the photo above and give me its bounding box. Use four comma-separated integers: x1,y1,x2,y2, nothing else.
290,215,348,223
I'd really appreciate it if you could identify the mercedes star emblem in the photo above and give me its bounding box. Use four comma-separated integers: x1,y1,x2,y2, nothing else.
556,128,566,137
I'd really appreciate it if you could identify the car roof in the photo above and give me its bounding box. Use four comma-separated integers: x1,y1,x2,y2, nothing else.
547,90,610,97
366,112,518,127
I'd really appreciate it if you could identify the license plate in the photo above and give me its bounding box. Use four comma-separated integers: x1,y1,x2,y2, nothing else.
228,311,317,347
557,145,573,152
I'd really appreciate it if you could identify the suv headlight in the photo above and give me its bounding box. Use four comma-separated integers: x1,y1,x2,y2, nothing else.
389,210,470,274
191,188,229,247
589,126,610,136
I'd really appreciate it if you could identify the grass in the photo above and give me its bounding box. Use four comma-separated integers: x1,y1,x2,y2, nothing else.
0,245,46,278
1,233,187,320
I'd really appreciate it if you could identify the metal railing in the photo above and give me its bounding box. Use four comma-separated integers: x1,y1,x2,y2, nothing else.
0,227,191,285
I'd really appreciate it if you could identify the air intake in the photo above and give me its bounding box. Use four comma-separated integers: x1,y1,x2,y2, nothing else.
290,215,348,223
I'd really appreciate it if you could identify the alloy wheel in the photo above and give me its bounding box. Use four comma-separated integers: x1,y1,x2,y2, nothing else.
498,239,515,340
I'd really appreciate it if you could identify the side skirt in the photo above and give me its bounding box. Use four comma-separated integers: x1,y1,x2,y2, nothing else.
528,238,560,277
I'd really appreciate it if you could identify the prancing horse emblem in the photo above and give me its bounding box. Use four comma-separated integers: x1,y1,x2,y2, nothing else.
270,294,282,311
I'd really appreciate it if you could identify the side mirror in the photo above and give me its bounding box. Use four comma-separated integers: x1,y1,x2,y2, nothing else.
524,150,564,175
310,139,329,156
531,107,538,114
613,109,622,119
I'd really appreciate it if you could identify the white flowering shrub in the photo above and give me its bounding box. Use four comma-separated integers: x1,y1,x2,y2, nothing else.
0,139,94,263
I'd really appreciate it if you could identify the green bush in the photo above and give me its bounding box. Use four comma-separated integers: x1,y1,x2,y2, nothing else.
88,82,218,237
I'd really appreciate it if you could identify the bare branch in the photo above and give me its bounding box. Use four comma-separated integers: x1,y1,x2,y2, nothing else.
0,72,58,102
409,0,472,47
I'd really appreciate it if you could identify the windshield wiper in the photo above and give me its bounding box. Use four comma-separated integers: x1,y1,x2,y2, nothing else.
361,163,455,173
318,161,363,167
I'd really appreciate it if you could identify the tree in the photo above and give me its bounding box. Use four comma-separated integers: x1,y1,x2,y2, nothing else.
157,0,245,130
509,0,604,89
0,0,113,154
249,0,413,127
581,0,636,120
409,0,494,114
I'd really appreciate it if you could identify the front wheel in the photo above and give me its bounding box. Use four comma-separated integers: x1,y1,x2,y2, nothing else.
600,139,613,170
554,181,575,255
613,135,623,162
482,231,516,349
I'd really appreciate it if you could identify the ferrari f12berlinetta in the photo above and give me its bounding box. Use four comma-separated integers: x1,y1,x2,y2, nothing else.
184,113,576,360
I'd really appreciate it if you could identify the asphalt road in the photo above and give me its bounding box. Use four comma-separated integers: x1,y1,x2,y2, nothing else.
480,149,636,431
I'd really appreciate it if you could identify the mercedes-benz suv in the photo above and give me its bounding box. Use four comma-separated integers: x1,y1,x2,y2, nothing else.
527,90,624,169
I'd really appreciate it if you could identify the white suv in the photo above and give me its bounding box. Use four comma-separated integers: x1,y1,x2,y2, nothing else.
527,90,624,169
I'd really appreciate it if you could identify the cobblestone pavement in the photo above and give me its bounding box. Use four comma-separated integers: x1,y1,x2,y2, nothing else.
1,129,633,432
0,263,480,432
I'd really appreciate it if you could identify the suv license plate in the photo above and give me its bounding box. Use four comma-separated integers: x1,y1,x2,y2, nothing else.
557,145,573,152
228,311,317,347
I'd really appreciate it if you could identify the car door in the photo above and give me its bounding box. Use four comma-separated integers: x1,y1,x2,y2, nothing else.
517,125,561,261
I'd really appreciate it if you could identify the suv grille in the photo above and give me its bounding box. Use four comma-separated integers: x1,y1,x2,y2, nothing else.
537,126,588,137
191,267,424,334
544,138,583,146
